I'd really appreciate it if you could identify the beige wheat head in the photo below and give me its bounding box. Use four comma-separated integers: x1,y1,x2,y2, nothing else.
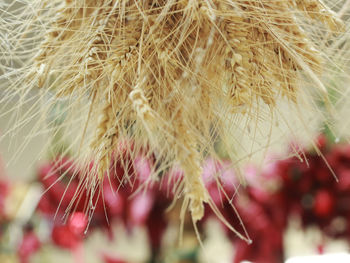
1,0,349,240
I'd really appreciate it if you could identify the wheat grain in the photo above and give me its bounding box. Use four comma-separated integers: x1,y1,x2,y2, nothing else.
2,0,348,237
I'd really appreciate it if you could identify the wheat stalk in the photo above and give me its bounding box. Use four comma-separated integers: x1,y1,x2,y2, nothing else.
2,0,348,238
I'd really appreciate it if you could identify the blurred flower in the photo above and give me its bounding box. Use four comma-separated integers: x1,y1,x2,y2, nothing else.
17,230,41,263
37,157,98,218
51,212,88,250
8,135,350,263
231,187,286,263
313,189,335,218
200,158,286,263
102,253,128,263
0,179,10,221
269,140,350,235
36,144,174,254
37,153,129,227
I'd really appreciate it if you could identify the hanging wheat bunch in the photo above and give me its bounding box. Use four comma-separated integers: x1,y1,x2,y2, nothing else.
1,0,349,241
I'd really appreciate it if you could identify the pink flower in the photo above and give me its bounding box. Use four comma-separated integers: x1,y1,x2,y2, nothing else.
68,212,88,236
202,158,238,205
128,192,154,225
17,231,41,263
102,254,128,263
102,180,124,217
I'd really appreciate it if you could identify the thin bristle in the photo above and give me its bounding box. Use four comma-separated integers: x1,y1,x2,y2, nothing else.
1,0,349,234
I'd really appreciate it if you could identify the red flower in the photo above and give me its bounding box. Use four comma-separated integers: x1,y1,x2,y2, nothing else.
0,179,9,220
37,145,174,252
37,157,96,217
313,190,334,218
37,150,140,227
52,224,79,249
231,195,285,263
337,168,350,192
51,212,88,250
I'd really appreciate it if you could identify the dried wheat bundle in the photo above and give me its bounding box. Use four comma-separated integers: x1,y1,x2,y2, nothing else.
1,0,349,239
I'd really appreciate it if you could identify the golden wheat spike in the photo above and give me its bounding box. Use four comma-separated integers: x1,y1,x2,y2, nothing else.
90,89,118,179
1,0,348,236
176,118,209,222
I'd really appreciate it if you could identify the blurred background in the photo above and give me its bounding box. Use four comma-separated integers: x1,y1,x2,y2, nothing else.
3,122,350,263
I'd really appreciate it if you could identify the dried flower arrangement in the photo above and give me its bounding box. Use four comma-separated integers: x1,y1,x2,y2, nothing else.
1,0,349,241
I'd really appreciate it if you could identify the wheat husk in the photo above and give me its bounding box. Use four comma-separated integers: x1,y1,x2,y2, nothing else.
1,0,349,240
